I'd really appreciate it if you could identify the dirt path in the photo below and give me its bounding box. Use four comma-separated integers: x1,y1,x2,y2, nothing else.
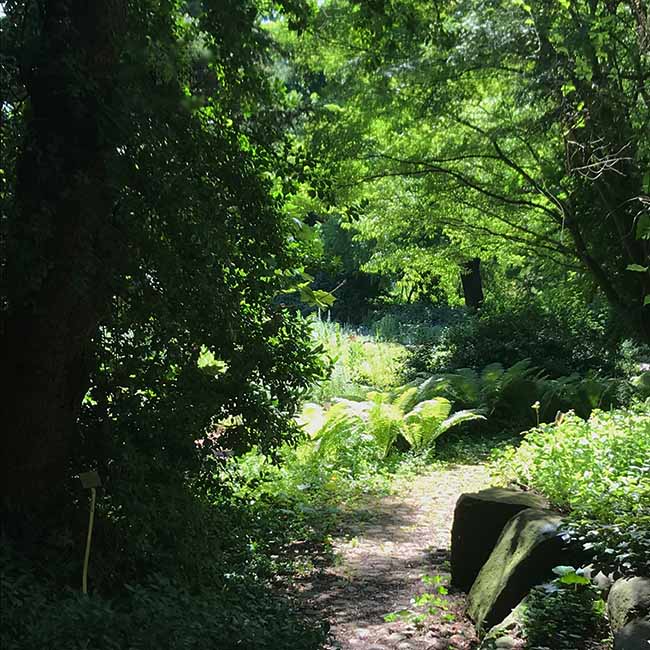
297,464,492,650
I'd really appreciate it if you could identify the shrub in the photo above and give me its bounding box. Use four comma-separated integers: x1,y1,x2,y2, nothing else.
407,300,616,378
493,403,650,575
522,580,608,650
0,542,326,650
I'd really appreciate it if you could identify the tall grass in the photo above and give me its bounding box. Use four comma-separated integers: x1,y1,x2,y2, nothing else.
308,319,408,402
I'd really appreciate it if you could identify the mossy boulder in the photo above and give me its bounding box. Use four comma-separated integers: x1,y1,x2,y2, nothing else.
613,619,650,650
467,508,572,633
451,488,548,592
607,577,650,632
478,597,528,649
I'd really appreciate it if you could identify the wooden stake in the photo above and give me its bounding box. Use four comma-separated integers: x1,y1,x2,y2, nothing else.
82,486,97,595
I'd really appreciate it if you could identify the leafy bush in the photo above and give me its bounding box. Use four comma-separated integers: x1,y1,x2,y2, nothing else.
407,300,616,378
522,579,608,650
493,404,650,575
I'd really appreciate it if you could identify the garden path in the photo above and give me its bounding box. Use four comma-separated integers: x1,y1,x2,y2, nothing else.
296,464,492,650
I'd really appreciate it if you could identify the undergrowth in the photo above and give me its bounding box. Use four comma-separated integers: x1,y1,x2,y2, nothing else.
308,320,408,402
4,311,646,650
493,402,650,576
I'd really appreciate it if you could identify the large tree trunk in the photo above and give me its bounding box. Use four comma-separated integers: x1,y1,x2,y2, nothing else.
461,258,485,311
2,1,126,518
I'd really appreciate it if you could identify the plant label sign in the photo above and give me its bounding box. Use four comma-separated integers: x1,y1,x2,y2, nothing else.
79,471,102,489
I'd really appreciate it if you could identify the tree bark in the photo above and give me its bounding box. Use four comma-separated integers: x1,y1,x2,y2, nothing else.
2,1,126,516
460,258,485,310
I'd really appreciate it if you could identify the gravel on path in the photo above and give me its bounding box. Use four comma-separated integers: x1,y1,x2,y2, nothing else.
295,464,492,650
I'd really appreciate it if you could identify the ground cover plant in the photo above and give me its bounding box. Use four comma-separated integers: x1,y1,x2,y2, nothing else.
520,578,609,650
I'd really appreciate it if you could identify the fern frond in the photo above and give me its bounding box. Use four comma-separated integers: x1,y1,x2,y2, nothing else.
437,409,486,436
415,374,449,404
393,386,418,412
481,362,504,386
313,400,366,457
367,402,406,457
403,397,452,450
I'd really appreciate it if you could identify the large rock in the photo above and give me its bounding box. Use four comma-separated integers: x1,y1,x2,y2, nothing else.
467,507,575,633
478,597,529,650
613,619,650,650
451,487,548,591
608,577,650,632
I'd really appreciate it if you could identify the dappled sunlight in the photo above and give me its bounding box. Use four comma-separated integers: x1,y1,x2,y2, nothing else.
3,0,648,648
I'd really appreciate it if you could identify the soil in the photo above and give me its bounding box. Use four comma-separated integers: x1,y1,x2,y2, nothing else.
294,464,492,650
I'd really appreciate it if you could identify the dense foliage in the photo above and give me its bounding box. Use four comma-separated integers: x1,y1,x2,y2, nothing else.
2,0,325,515
282,0,650,336
2,2,328,648
522,580,608,650
2,0,650,648
1,549,326,650
494,404,650,576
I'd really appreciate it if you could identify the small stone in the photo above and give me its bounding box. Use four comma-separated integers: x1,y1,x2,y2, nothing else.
355,628,370,638
397,643,413,650
386,632,407,643
425,639,446,650
495,637,515,649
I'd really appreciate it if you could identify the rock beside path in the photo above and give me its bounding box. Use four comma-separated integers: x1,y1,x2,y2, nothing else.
613,619,650,650
608,577,650,650
467,508,567,633
607,577,650,632
451,488,548,592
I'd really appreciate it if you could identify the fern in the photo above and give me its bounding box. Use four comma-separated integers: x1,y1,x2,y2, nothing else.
392,386,417,412
367,402,407,458
306,363,498,457
403,397,452,449
402,398,485,451
312,400,367,458
437,409,487,435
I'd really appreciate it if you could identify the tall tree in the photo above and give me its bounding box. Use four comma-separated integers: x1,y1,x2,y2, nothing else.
1,0,322,520
291,0,650,335
3,0,130,508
